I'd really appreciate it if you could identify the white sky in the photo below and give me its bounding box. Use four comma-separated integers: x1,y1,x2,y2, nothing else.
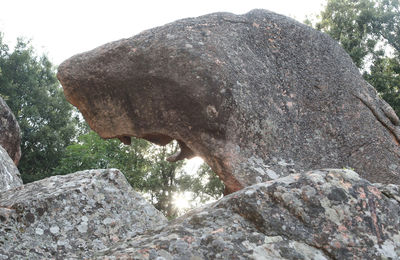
0,0,326,65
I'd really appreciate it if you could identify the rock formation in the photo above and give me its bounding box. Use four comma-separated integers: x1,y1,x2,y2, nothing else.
58,9,400,194
0,97,21,165
1,167,399,258
0,169,167,259
1,9,399,259
0,145,22,192
94,169,400,259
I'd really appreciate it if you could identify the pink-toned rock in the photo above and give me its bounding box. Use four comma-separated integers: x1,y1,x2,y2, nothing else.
95,169,400,259
57,9,400,193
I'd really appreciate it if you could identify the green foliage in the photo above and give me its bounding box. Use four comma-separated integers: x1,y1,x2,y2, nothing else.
142,143,184,218
365,55,400,111
0,32,223,218
56,129,224,218
0,35,78,182
316,0,377,67
178,163,225,204
55,130,152,192
313,0,400,115
54,131,149,184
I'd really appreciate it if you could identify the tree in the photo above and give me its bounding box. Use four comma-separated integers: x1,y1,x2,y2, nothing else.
310,0,400,115
0,33,224,217
56,129,224,218
178,163,225,204
54,130,150,189
142,143,184,218
0,35,78,182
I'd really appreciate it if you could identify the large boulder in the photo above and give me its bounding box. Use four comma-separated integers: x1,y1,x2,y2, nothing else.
0,144,22,192
1,168,399,259
0,169,167,259
0,97,21,165
57,9,400,193
95,169,400,259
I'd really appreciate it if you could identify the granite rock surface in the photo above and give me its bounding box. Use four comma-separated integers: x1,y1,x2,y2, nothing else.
0,169,167,259
57,9,400,193
95,169,400,259
0,97,21,165
0,144,22,192
1,168,399,259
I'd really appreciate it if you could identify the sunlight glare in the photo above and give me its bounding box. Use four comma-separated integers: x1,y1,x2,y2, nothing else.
173,192,191,211
183,156,204,175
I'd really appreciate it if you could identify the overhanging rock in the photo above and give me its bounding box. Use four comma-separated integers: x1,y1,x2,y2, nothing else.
0,169,167,259
57,9,400,193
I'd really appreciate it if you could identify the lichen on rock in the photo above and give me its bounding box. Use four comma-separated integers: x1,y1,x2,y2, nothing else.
1,8,400,259
57,9,400,193
0,169,167,259
94,169,400,259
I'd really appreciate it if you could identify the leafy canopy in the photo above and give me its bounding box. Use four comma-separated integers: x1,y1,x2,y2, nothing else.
56,129,224,218
0,34,78,182
0,32,224,218
311,0,400,115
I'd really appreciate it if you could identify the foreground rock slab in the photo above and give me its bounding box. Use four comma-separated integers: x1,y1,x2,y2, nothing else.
58,9,400,193
0,169,167,259
96,169,400,259
0,97,21,165
0,145,22,192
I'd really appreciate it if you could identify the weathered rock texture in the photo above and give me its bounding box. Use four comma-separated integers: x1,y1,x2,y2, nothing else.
95,169,400,259
0,169,167,259
1,168,399,259
57,9,400,193
0,97,21,165
0,145,22,192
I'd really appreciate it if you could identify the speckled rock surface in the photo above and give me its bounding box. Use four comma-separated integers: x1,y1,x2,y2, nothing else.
0,144,22,192
57,9,400,193
0,97,21,165
0,169,167,259
95,169,400,259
